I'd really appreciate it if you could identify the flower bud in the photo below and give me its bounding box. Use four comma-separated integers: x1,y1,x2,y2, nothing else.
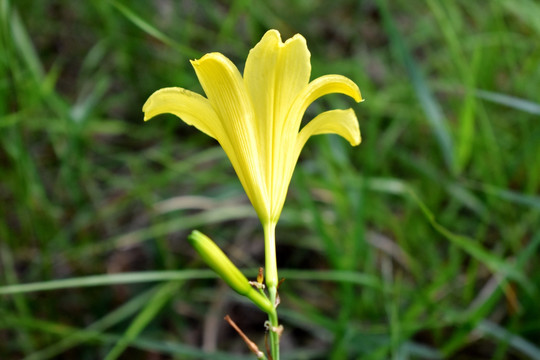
188,230,273,314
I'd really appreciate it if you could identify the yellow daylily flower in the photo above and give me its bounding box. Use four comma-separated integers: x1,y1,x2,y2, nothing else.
143,29,362,226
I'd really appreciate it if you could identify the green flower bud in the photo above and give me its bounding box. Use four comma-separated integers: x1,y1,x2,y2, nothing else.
188,230,273,314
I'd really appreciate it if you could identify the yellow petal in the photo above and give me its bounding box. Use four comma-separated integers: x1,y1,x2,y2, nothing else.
244,30,311,146
244,30,311,220
269,109,361,217
268,75,362,220
287,74,362,135
278,75,362,175
295,108,361,160
191,53,254,131
142,87,221,139
191,53,269,220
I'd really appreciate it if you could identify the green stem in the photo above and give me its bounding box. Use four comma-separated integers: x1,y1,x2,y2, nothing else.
263,222,280,360
264,222,278,289
268,306,279,359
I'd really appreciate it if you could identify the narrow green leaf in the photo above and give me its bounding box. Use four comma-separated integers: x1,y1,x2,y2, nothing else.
23,286,161,360
0,269,382,297
407,189,532,292
499,0,540,36
475,89,540,115
1,310,252,359
456,49,481,173
376,0,454,173
70,205,257,258
0,270,215,295
109,0,200,58
9,7,43,81
104,281,180,360
472,182,540,210
478,320,540,360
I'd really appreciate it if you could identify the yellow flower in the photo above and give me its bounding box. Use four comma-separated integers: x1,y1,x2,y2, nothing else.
143,29,362,225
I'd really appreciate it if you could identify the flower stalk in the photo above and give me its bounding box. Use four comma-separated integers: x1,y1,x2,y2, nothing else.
263,222,278,290
263,221,280,359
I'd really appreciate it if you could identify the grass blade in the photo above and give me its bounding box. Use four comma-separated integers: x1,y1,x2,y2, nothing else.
1,310,251,359
9,7,43,81
471,182,540,210
103,281,180,360
109,0,200,58
376,0,455,173
0,270,214,295
475,89,540,115
0,269,382,296
407,189,532,292
23,286,162,360
478,320,540,360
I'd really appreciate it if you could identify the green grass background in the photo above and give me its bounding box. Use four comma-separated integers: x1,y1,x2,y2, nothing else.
1,0,540,359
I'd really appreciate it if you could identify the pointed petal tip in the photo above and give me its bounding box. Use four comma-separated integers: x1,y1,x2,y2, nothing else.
296,108,362,155
353,86,364,103
286,32,307,46
346,108,362,146
259,29,308,49
263,29,281,39
142,90,166,121
190,52,227,67
142,98,152,121
356,94,364,103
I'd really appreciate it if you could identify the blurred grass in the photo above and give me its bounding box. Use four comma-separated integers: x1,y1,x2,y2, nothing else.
1,0,539,359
